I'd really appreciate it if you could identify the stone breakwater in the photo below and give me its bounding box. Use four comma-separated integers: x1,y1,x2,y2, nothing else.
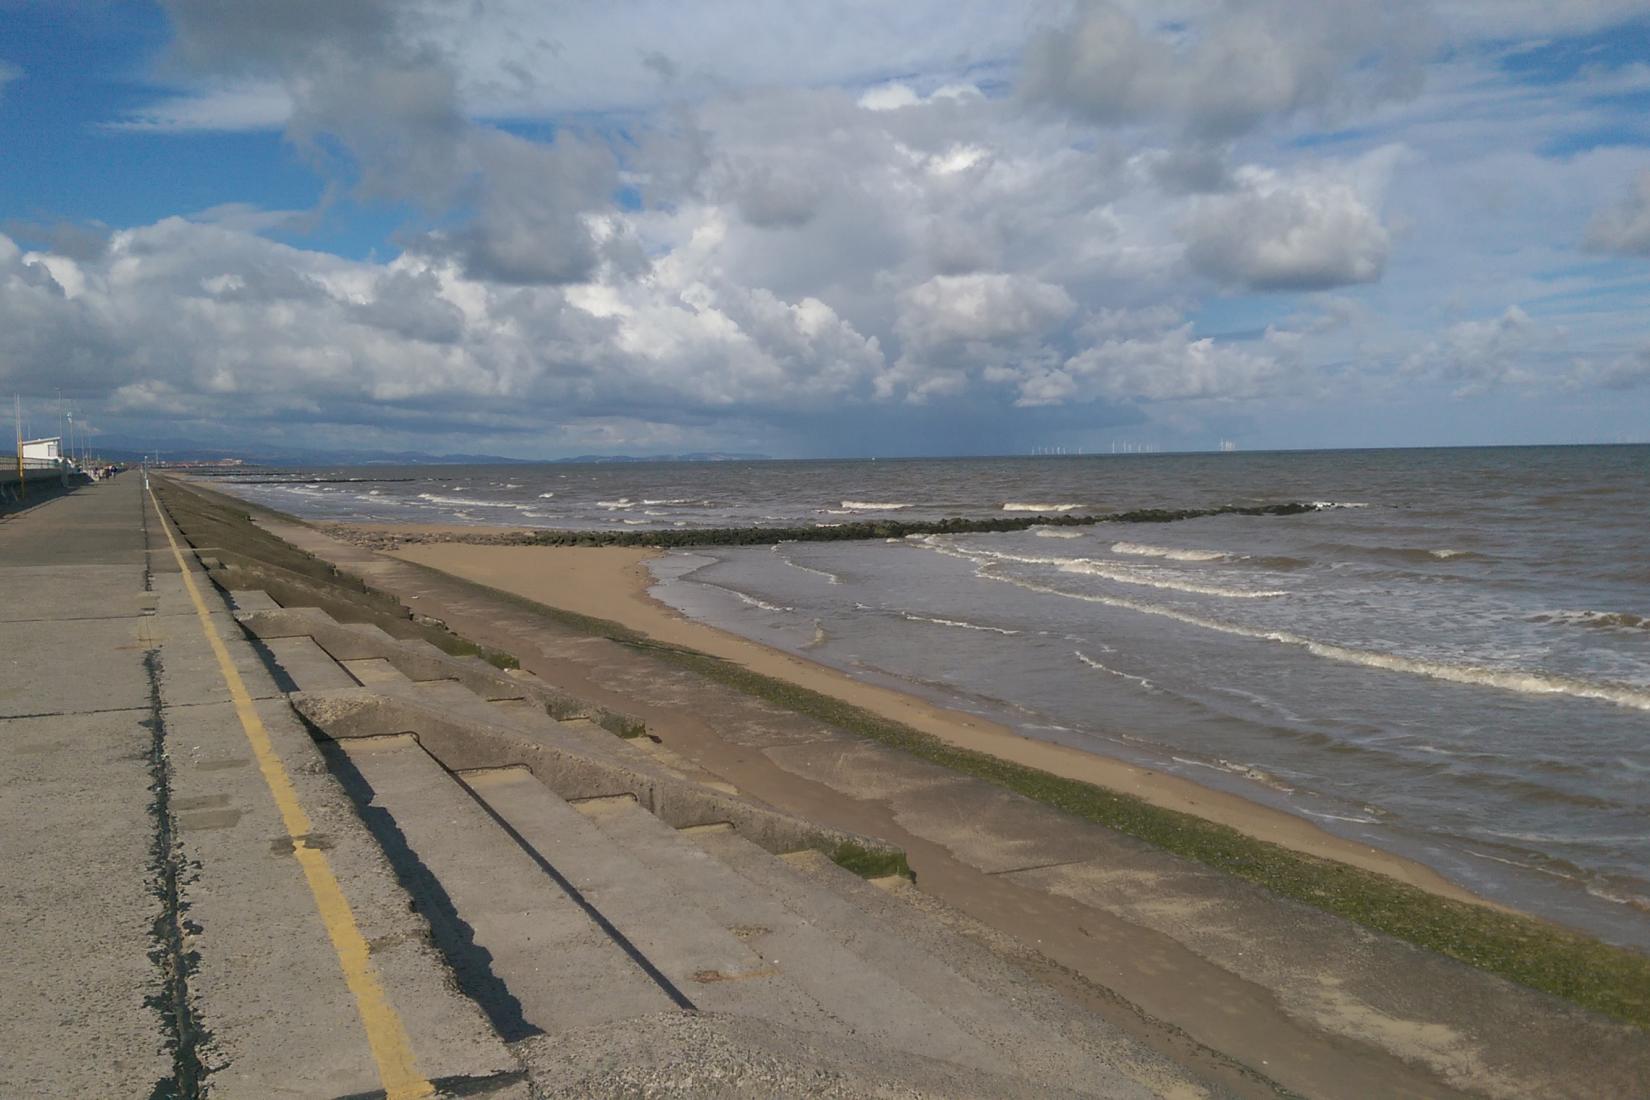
328,501,1320,551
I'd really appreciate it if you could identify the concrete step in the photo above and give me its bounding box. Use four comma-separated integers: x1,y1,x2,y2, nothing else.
340,657,413,685
224,589,281,611
632,736,739,794
259,635,357,692
461,769,813,1023
396,680,660,767
575,798,987,1069
694,832,1136,1096
333,734,677,1035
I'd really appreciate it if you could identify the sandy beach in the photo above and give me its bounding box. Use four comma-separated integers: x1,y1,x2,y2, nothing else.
370,529,1496,908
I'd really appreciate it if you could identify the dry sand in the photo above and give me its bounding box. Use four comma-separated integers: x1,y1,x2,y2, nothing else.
381,534,1495,907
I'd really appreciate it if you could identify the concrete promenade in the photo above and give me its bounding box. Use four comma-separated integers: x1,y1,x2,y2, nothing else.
1,475,514,1097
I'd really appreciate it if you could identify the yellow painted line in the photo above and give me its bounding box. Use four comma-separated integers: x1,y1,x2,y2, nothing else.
146,479,434,1100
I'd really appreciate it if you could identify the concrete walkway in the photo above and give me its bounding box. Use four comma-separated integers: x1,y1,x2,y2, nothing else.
1,476,516,1098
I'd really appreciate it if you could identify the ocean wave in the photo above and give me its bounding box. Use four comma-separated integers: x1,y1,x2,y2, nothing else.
730,590,792,613
1311,501,1370,509
621,518,648,525
642,498,697,505
1110,541,1232,563
1073,649,1156,690
1168,754,1294,793
1033,527,1085,539
417,492,528,509
901,612,1021,636
537,492,555,498
597,498,634,509
841,500,912,510
1002,502,1082,512
1528,609,1649,632
1296,808,1380,825
934,548,1650,712
1309,541,1490,566
926,542,1285,598
770,546,842,584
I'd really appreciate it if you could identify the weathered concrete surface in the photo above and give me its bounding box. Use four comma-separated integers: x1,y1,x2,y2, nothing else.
2,478,173,1098
2,476,520,1097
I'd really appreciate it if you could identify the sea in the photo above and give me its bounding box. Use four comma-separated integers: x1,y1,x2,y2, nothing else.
210,446,1650,948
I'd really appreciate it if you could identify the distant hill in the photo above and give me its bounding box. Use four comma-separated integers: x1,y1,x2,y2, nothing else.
84,441,770,466
550,452,770,463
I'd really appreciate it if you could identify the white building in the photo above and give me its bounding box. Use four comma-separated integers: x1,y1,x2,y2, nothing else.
20,437,61,462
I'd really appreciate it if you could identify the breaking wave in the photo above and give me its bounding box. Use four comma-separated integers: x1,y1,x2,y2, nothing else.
1111,541,1232,562
841,500,912,511
919,543,1650,712
900,612,1021,636
1529,609,1650,632
770,545,842,584
417,493,528,509
1073,650,1157,691
1002,502,1083,512
926,541,1285,598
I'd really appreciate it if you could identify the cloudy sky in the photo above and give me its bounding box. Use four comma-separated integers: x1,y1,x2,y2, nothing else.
2,1,1649,458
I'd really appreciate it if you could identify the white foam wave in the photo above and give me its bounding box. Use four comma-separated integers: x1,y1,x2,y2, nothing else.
1111,541,1231,562
902,612,1020,636
1530,609,1649,632
1311,501,1370,509
921,543,1650,712
1297,809,1380,825
621,518,647,525
537,492,555,498
642,498,695,505
1003,502,1082,512
1073,650,1155,690
770,547,842,584
1033,527,1084,539
417,492,528,509
732,590,792,613
928,542,1284,598
597,498,634,509
841,500,912,510
1429,548,1469,559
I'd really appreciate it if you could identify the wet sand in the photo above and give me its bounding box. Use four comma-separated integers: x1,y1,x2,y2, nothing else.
353,527,1501,909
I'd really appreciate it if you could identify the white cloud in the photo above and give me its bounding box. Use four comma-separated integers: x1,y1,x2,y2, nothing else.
142,1,1030,130
12,0,1650,454
896,273,1076,348
1022,0,1433,137
1181,151,1401,291
1402,306,1570,394
1014,323,1289,406
1584,170,1650,255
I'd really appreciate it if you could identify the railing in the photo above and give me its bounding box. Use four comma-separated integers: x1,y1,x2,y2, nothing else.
1,456,83,497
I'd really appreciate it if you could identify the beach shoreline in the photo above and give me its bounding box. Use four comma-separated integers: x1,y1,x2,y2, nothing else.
340,520,1502,910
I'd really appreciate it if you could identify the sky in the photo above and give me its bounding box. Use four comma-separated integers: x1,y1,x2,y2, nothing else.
2,1,1649,459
